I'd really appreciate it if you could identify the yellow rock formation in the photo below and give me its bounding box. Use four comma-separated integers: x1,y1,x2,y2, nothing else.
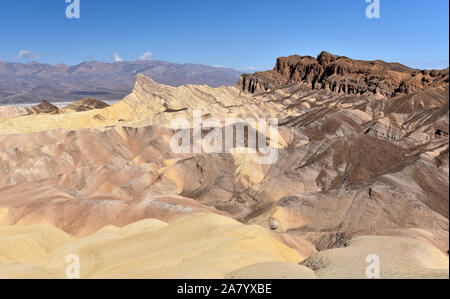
0,74,288,136
0,213,304,279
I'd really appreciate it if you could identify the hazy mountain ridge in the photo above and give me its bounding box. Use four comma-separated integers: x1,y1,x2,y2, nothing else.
0,60,242,104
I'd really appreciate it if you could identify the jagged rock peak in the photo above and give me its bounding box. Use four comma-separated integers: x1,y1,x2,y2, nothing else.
63,98,109,112
26,100,59,114
237,51,449,97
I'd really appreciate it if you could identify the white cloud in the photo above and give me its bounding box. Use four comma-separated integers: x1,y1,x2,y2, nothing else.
138,52,153,61
14,50,40,60
236,66,267,72
112,53,123,62
212,65,226,68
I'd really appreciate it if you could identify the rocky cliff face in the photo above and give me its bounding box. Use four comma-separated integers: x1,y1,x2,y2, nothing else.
238,51,449,97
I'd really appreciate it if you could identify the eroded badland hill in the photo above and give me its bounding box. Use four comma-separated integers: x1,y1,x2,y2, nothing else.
0,52,448,279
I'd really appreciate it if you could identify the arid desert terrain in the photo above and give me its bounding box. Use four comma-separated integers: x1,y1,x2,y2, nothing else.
0,52,448,279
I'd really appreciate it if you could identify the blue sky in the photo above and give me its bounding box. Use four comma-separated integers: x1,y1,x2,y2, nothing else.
0,0,448,70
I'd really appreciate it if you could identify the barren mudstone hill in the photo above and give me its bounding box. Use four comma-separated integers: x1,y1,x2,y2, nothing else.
0,52,448,279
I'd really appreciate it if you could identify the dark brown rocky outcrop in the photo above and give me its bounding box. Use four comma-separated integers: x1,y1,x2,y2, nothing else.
237,51,449,97
26,100,59,114
63,97,109,112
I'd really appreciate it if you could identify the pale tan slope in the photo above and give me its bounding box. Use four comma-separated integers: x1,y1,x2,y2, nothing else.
301,236,449,279
0,106,28,119
0,224,75,264
0,214,304,279
0,263,60,279
226,261,316,279
0,74,289,136
0,187,228,237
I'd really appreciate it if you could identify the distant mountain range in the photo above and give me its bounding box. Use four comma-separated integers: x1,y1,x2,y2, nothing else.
0,60,242,104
